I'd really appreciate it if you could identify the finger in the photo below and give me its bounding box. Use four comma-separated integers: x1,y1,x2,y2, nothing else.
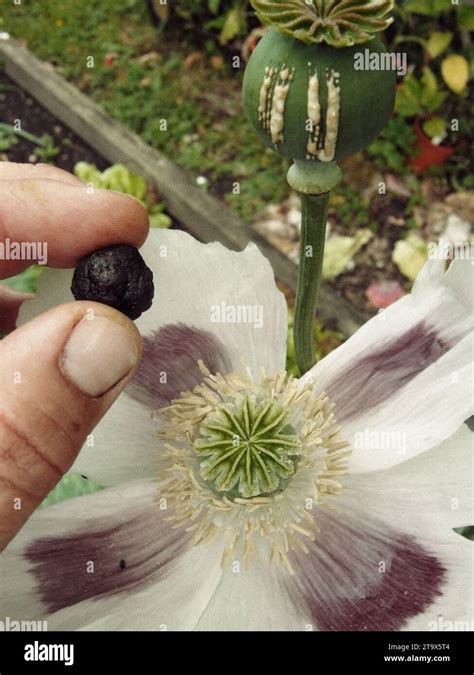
0,286,33,333
0,179,149,278
0,301,142,551
0,161,84,186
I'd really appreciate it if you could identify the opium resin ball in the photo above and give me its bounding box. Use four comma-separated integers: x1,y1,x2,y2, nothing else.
71,245,154,321
243,29,396,163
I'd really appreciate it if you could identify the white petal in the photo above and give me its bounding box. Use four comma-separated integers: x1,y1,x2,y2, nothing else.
136,230,287,376
330,428,474,631
195,562,310,631
345,423,474,540
69,393,163,485
18,268,74,325
49,543,223,631
0,480,223,630
302,258,474,472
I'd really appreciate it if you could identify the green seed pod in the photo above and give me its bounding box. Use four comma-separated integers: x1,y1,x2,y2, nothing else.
243,28,396,165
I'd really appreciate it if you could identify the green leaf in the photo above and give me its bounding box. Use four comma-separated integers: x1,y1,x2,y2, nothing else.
404,0,451,17
457,6,474,30
74,161,104,185
396,68,447,116
219,7,243,45
0,132,17,151
395,75,423,116
149,207,172,228
421,66,438,97
208,0,221,15
40,474,104,509
75,162,148,201
101,164,147,200
393,233,428,281
74,162,172,229
426,31,452,59
1,265,43,293
322,230,373,281
419,66,447,112
422,115,447,138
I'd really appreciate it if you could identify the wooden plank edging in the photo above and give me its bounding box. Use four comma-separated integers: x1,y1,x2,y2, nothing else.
0,37,366,335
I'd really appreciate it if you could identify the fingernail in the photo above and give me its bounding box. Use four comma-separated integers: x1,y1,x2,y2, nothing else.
61,316,139,397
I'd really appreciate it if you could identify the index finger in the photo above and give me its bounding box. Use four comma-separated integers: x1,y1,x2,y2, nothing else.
0,161,84,185
0,175,150,278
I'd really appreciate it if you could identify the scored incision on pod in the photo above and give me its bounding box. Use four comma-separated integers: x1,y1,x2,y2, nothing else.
306,66,340,162
259,65,296,145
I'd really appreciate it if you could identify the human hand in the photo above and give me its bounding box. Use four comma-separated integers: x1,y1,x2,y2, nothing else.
0,162,149,551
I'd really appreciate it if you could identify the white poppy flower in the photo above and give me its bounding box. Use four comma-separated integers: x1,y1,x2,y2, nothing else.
1,229,472,632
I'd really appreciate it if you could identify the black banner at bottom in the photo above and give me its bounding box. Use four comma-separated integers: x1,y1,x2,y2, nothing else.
0,630,471,673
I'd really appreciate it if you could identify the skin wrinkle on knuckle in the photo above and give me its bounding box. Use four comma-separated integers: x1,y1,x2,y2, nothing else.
0,472,40,504
7,392,86,473
112,196,149,237
39,379,94,435
0,407,63,491
34,402,84,458
0,447,51,503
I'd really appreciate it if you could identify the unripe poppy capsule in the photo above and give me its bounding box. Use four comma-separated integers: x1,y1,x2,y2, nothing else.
243,29,396,166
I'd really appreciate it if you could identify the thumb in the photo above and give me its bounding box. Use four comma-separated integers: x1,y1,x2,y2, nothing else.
0,302,142,551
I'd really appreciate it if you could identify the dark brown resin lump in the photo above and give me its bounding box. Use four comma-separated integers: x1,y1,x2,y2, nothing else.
71,245,154,320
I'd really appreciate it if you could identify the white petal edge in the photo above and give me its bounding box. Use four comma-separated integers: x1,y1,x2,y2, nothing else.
18,267,74,323
136,230,288,376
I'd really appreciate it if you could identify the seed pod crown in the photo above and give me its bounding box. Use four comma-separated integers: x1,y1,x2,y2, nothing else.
250,0,394,48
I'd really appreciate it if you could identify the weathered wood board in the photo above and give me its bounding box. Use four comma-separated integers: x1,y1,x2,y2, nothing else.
0,37,366,335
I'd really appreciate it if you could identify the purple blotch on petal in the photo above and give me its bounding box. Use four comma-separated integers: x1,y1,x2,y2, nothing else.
127,323,232,409
326,321,451,422
26,511,187,614
287,509,446,631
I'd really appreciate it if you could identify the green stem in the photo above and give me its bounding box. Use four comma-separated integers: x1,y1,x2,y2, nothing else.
0,122,46,146
294,191,329,376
